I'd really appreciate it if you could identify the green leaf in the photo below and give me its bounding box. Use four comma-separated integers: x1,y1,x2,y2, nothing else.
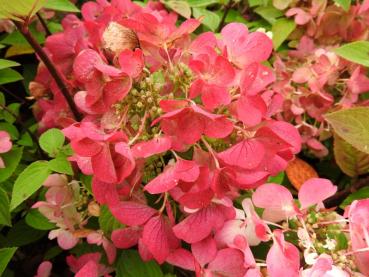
0,123,19,140
25,209,56,230
0,188,11,226
39,128,65,156
272,18,296,50
341,187,369,208
325,107,369,154
3,103,20,124
44,0,80,12
0,0,47,21
254,6,283,24
1,26,45,46
248,0,268,7
0,59,20,71
116,250,164,277
5,220,46,246
272,0,293,10
193,7,220,31
48,156,73,175
17,132,33,147
187,0,218,7
334,0,351,11
10,161,51,211
0,147,23,183
165,1,191,19
267,171,285,184
0,247,17,275
0,69,23,85
99,205,123,235
334,134,369,177
334,41,369,67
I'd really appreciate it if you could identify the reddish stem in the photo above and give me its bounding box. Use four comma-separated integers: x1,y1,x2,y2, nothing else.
14,21,82,121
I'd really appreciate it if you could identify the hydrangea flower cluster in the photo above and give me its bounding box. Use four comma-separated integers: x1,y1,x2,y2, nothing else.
28,0,369,276
271,0,369,157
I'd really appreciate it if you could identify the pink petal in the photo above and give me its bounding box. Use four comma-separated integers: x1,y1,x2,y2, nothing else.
111,227,142,249
166,248,196,271
132,136,171,158
191,236,217,266
207,248,247,277
142,215,179,264
73,49,102,82
75,260,98,277
0,131,12,153
118,49,144,78
35,261,52,277
298,178,337,209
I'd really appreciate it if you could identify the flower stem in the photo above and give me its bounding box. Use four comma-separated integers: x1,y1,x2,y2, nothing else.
13,21,82,121
36,12,51,36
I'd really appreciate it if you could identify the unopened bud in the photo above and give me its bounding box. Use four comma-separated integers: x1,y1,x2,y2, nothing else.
88,201,100,217
102,22,140,57
29,81,47,99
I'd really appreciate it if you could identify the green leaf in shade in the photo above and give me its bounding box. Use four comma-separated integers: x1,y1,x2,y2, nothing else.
0,247,17,276
10,161,51,211
248,0,268,7
0,59,20,71
341,187,369,208
44,0,80,12
272,18,296,50
334,134,369,177
0,0,47,21
5,220,46,246
0,69,23,85
116,250,164,277
193,7,220,31
39,128,65,156
334,41,369,67
187,0,218,7
165,1,191,19
334,0,351,11
0,147,23,183
3,103,20,124
254,6,283,24
0,123,19,140
99,205,123,235
325,107,369,154
25,209,56,230
0,188,11,226
48,155,73,175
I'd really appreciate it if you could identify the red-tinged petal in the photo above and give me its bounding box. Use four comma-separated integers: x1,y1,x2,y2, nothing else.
91,144,117,183
73,49,102,82
298,178,336,209
95,63,122,77
142,215,179,264
204,117,234,139
114,142,136,181
190,32,217,56
111,227,142,248
103,239,116,265
247,64,275,95
35,261,52,277
75,261,98,277
189,79,204,99
159,100,188,112
201,84,231,110
237,95,267,126
234,170,269,189
240,63,258,94
178,189,214,209
171,18,200,41
212,55,235,86
66,253,101,273
131,136,171,158
118,49,144,78
266,230,300,277
145,165,177,194
191,236,217,266
218,140,265,170
207,248,247,277
138,238,154,261
91,178,115,204
174,159,200,183
103,77,132,107
108,199,157,226
173,205,232,243
258,121,301,154
71,138,103,157
166,248,196,271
